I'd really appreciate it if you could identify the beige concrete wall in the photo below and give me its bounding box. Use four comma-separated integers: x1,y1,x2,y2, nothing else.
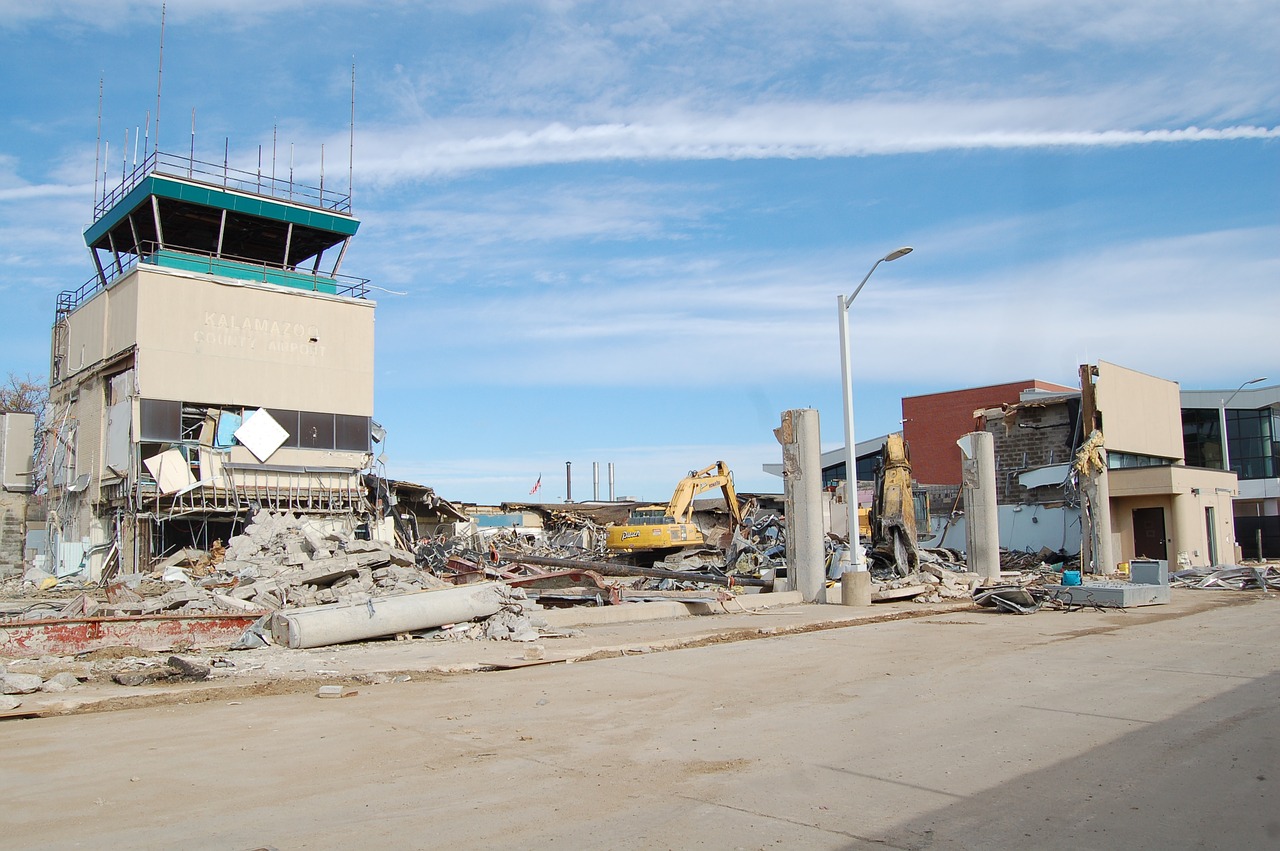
224,445,370,470
105,275,140,359
1,412,35,491
1095,361,1184,460
133,268,375,415
1109,465,1237,567
1110,494,1175,565
60,289,109,382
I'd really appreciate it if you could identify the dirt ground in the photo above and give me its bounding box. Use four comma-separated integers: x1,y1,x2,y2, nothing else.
2,589,1276,849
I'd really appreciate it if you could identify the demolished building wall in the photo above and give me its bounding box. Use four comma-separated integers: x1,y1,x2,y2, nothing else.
969,363,1238,569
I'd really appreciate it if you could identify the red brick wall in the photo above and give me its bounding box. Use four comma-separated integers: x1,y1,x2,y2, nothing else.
902,380,1076,486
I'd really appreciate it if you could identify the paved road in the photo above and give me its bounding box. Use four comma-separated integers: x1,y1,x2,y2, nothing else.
3,592,1276,849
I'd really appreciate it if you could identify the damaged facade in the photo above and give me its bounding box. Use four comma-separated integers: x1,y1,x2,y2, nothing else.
972,362,1237,569
42,152,377,580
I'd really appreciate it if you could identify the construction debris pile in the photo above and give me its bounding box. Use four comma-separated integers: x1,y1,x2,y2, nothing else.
1171,565,1280,591
4,509,450,619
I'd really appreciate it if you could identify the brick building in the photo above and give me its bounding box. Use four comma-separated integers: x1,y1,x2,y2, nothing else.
902,380,1075,487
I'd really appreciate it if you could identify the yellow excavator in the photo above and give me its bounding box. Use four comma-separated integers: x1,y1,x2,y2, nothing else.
868,432,924,576
606,461,744,555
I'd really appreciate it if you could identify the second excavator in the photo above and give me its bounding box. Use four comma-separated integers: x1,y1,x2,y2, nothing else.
605,461,744,558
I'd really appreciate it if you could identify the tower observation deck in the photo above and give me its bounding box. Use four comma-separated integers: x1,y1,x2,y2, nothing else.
67,149,365,316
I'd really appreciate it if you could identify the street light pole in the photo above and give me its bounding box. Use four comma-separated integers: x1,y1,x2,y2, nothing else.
837,246,913,576
1219,376,1268,473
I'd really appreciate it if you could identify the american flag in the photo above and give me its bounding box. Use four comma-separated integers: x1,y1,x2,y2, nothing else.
529,474,542,495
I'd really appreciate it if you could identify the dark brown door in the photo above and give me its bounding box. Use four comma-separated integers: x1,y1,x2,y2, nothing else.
1133,507,1168,560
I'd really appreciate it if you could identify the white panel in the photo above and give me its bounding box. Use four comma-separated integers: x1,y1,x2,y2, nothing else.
234,408,289,462
143,448,197,494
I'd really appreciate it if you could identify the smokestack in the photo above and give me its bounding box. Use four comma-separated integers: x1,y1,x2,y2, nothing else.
608,463,615,501
592,462,600,501
565,461,572,503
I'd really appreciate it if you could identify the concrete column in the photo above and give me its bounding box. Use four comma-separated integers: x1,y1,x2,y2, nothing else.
1093,466,1114,572
774,409,825,602
1171,489,1206,568
957,431,1000,583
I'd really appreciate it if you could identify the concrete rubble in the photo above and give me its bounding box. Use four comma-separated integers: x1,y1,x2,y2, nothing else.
1,503,991,669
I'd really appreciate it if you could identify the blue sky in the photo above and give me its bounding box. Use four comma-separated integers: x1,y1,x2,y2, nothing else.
1,1,1277,504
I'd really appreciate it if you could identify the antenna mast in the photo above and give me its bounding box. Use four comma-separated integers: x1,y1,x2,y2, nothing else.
94,76,103,207
154,2,166,157
349,59,356,211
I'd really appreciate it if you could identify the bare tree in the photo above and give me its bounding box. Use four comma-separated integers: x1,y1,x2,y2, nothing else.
0,372,48,415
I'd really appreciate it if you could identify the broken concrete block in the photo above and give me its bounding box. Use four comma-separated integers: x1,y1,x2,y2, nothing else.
1,695,21,711
42,672,81,692
282,561,360,588
316,685,358,698
344,539,382,554
254,591,283,610
167,656,211,680
299,525,329,555
141,586,207,614
212,593,266,613
112,672,153,687
3,673,44,694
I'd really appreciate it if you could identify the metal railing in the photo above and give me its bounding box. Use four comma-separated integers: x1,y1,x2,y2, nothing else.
96,150,352,219
59,242,369,316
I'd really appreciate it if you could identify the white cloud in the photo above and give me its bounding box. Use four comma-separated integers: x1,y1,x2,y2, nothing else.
351,100,1279,182
369,224,1279,396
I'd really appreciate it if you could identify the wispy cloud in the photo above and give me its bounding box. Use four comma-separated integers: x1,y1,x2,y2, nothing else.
371,224,1280,390
352,103,1279,182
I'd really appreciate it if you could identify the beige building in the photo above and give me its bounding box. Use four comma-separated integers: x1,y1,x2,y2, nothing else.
44,152,377,578
1087,362,1237,568
968,361,1236,570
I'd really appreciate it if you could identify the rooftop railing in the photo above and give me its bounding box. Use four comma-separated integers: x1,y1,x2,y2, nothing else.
95,150,352,219
59,242,369,316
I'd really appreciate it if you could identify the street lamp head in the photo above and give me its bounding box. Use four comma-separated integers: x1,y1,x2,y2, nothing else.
1245,376,1268,386
884,246,913,262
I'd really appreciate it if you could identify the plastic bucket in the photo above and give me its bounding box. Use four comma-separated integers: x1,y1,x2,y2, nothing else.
1061,569,1082,586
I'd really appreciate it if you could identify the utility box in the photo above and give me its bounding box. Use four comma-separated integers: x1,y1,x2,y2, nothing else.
1045,581,1170,607
1129,559,1169,586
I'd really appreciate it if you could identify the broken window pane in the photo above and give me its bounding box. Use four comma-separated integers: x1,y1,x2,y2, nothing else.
139,399,181,441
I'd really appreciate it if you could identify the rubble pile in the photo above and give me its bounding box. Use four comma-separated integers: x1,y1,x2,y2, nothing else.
1,661,85,711
1171,565,1280,591
218,510,448,609
726,510,787,576
1000,547,1079,573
